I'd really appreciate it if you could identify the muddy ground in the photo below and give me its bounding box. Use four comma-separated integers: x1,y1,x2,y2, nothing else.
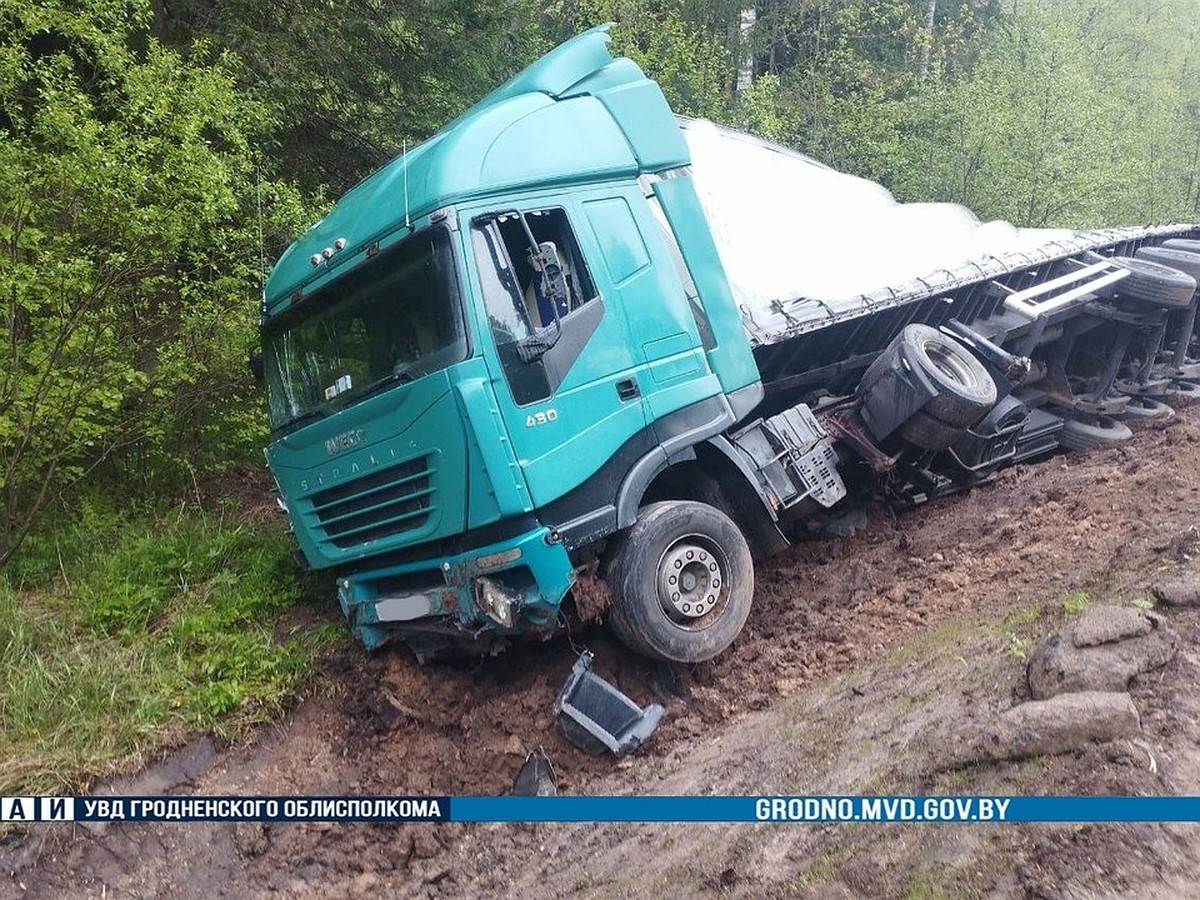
7,405,1200,898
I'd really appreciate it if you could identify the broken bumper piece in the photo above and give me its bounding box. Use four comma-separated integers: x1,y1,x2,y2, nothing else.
554,651,664,757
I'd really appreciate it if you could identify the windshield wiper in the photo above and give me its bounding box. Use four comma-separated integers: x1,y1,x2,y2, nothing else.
274,408,328,437
352,365,417,404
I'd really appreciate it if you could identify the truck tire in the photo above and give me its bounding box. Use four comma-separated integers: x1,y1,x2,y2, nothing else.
1163,239,1200,255
1108,255,1196,309
896,409,965,451
1057,416,1133,451
1134,246,1200,282
1167,379,1200,399
860,325,996,430
1115,396,1174,420
604,501,754,663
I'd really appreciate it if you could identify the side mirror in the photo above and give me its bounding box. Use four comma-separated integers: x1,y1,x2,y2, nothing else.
248,351,264,384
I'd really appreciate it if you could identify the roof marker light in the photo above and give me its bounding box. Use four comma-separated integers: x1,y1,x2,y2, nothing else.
310,253,321,266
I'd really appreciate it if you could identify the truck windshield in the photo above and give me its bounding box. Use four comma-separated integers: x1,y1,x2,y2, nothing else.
263,226,466,432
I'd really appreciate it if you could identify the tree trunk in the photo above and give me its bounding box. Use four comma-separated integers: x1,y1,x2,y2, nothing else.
736,7,757,96
921,0,937,77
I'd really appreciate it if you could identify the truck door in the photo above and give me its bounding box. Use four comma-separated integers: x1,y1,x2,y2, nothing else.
461,191,720,529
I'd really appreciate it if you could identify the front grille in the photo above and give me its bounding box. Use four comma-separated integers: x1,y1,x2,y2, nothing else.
310,456,435,549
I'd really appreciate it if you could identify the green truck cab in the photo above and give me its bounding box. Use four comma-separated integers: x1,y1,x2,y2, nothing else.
261,26,1200,664
262,27,775,662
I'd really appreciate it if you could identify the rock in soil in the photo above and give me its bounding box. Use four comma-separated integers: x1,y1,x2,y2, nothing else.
1152,572,1200,607
977,691,1140,761
1027,606,1177,700
1071,605,1155,647
233,821,270,858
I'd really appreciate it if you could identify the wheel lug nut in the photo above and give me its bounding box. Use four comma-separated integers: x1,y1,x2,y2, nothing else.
669,575,676,584
686,550,694,559
683,603,691,613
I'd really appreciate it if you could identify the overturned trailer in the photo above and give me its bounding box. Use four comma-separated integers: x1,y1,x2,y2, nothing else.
681,117,1200,481
259,27,1200,665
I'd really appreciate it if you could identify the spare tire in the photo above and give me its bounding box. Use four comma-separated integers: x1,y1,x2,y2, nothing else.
1108,255,1196,309
1163,238,1200,255
901,325,997,427
1135,246,1200,282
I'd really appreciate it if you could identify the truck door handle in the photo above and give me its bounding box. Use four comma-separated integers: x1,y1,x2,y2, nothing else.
616,378,640,401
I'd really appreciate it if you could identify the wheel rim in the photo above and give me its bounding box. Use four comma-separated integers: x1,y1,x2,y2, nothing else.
1123,397,1173,419
922,340,976,387
655,535,731,630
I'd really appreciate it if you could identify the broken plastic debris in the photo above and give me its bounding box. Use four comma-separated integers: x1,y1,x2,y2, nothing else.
510,747,557,796
553,651,664,757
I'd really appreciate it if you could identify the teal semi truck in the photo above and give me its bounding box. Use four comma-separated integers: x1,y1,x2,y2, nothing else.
259,27,1200,663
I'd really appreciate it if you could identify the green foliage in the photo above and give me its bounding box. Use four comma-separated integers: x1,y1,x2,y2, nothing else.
570,0,1200,228
742,0,926,181
0,505,336,794
0,0,314,564
157,0,552,194
581,0,741,120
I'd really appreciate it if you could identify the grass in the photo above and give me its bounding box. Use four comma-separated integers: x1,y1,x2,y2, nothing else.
887,616,986,670
906,867,952,900
0,501,342,795
1062,590,1092,617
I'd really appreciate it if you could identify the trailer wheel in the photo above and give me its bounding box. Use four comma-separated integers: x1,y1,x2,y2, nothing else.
1108,255,1196,309
1135,246,1200,282
1115,396,1174,420
1167,380,1200,399
895,409,966,451
604,501,753,663
860,325,996,431
1057,416,1133,451
1163,239,1200,255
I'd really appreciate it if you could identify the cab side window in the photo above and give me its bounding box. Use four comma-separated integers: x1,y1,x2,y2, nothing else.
470,207,601,405
493,208,598,328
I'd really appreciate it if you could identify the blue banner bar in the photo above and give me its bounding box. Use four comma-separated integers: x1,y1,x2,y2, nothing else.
8,795,1200,824
452,796,1200,823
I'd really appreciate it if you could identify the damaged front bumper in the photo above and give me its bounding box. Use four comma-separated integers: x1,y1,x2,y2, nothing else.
336,524,576,650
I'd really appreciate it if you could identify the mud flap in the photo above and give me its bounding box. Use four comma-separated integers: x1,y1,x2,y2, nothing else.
554,651,664,756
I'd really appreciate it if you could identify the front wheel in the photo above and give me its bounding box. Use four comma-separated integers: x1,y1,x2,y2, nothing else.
604,501,754,663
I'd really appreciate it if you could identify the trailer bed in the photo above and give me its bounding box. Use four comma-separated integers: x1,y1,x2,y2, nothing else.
679,119,1200,396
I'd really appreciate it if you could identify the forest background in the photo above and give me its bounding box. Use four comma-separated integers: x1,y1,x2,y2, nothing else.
2,0,1199,791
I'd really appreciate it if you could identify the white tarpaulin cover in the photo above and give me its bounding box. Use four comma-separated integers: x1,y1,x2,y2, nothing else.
680,118,1087,341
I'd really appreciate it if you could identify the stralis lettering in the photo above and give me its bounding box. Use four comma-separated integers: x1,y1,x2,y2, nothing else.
325,428,366,456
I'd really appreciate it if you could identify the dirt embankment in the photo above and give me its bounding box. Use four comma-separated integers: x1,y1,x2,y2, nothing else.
7,408,1200,898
